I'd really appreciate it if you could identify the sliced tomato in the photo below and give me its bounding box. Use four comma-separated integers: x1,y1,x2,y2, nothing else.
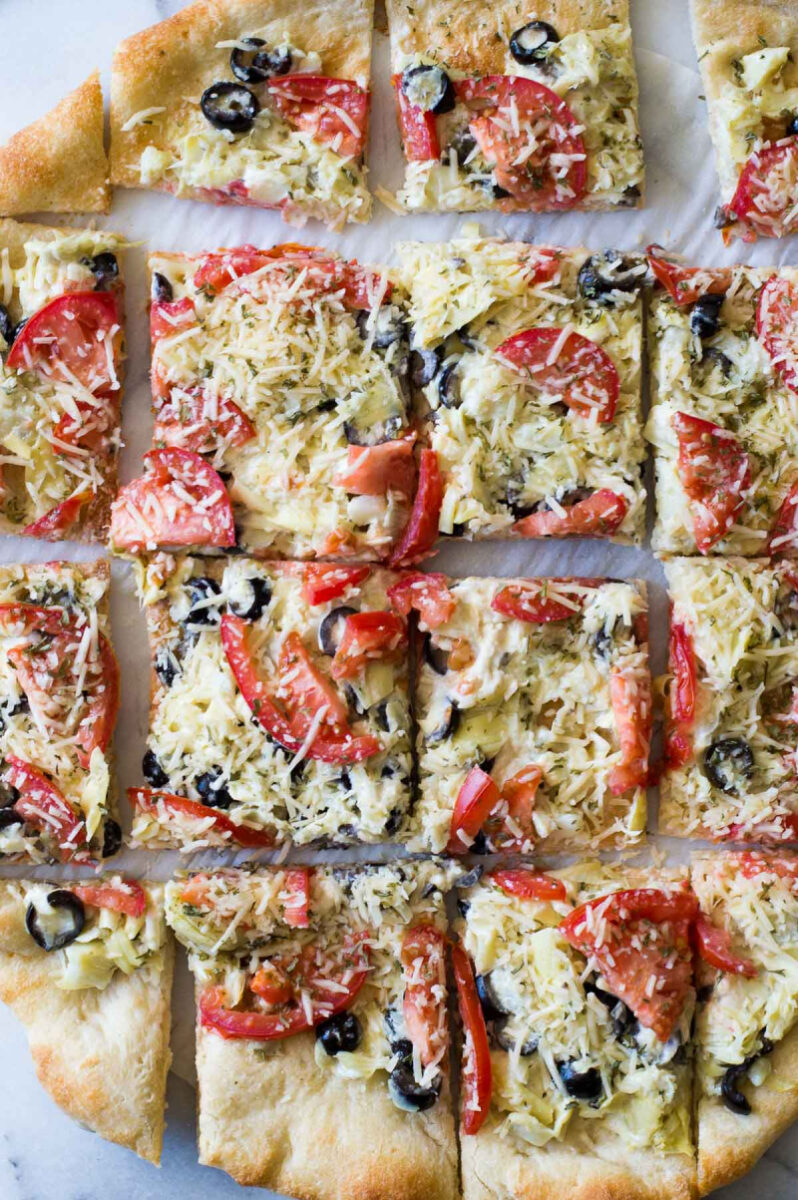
673,412,750,553
489,868,567,902
194,246,277,294
646,245,731,306
401,925,448,1068
768,481,798,557
150,296,196,344
278,631,349,733
7,292,120,393
693,912,757,978
109,448,235,552
281,867,311,929
512,489,629,538
387,572,456,629
4,757,88,862
665,621,697,770
75,633,120,770
738,852,798,885
21,490,92,540
220,613,301,751
128,786,276,848
330,611,408,681
451,941,492,1135
456,76,586,210
249,960,295,1007
497,327,619,422
726,138,798,241
491,581,585,623
153,385,256,453
300,564,370,606
498,765,543,843
608,664,652,795
0,603,68,635
333,436,416,497
392,74,440,162
447,766,501,855
53,394,117,455
72,881,147,919
388,448,442,567
756,275,798,394
267,75,369,159
561,888,697,1042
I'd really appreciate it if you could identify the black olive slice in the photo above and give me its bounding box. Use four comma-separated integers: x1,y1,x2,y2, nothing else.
619,184,642,207
475,972,510,1020
0,303,14,347
142,749,170,788
445,128,478,166
776,587,798,630
227,576,272,621
230,37,290,83
690,293,725,339
0,808,22,830
200,81,260,134
423,632,449,675
455,864,483,889
557,1060,603,1102
343,415,404,447
186,577,223,626
319,606,357,656
316,1010,361,1055
697,346,733,379
82,252,119,292
372,699,392,732
721,1063,751,1115
704,737,754,794
101,817,123,858
25,890,85,951
400,64,455,115
355,305,407,349
195,767,233,809
388,1048,441,1111
493,1018,538,1056
437,363,461,408
152,272,174,303
154,645,179,689
425,700,459,744
509,20,560,64
410,347,441,389
577,251,644,304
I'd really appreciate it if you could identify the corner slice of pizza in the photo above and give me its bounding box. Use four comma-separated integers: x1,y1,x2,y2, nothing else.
396,233,647,542
691,0,798,241
0,561,121,864
648,248,798,555
0,73,109,215
406,572,651,854
130,554,413,850
110,0,373,230
0,218,125,541
385,0,643,215
692,851,798,1195
661,556,798,843
109,243,428,562
0,876,173,1163
454,862,697,1200
165,861,459,1197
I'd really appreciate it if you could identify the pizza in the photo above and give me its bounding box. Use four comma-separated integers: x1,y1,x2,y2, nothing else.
648,248,798,555
0,218,124,541
129,554,412,851
454,862,697,1200
109,243,425,561
0,73,109,215
691,0,798,241
165,861,458,1196
396,233,646,542
407,573,651,854
661,556,798,843
385,0,643,214
692,851,798,1194
110,0,373,230
0,876,173,1163
0,561,121,864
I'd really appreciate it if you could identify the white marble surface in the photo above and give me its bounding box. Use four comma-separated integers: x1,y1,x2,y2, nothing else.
0,0,797,1196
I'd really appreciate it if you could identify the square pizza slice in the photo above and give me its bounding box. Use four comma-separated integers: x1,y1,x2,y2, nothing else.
405,572,650,854
0,561,121,864
385,0,643,215
454,862,696,1200
110,0,373,230
0,218,124,541
397,234,646,543
110,244,421,561
691,0,798,241
165,861,459,1197
0,876,173,1163
130,555,413,850
647,248,798,555
661,556,798,843
692,851,798,1195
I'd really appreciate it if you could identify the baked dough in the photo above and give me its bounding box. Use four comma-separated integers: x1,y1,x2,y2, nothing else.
0,73,109,215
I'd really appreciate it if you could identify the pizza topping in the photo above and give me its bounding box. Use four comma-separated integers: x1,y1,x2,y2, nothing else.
703,737,754,794
267,76,369,160
227,575,273,622
452,941,492,1135
726,139,798,241
558,1061,602,1102
664,622,696,770
317,606,357,657
129,786,275,848
491,581,587,623
333,436,417,497
393,74,440,162
577,251,646,305
690,294,724,340
497,327,619,423
21,491,92,540
301,565,370,607
608,663,652,795
673,412,751,553
25,888,85,951
316,1011,362,1055
330,612,408,681
646,245,730,307
6,291,120,393
400,66,455,116
153,386,256,454
512,488,629,538
110,448,236,551
4,758,88,863
400,924,448,1069
756,275,798,394
387,572,455,629
447,766,501,854
693,912,757,978
388,448,443,566
509,20,560,64
768,482,798,557
489,869,567,902
230,37,292,84
282,867,311,929
200,81,260,134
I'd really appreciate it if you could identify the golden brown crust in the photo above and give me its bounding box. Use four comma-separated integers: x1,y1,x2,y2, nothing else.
0,74,109,215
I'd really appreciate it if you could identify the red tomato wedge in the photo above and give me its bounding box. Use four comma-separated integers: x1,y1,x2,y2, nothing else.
249,960,295,1006
128,786,276,848
738,852,798,885
220,613,301,751
491,581,586,623
387,572,456,629
392,74,440,162
0,603,68,635
278,630,349,733
447,766,501,855
512,489,629,539
673,412,751,553
281,867,311,929
646,245,731,306
153,386,256,453
110,448,235,552
7,292,120,393
608,664,652,795
301,564,370,606
388,448,443,567
693,912,757,978
769,482,798,557
53,394,117,455
330,611,408,680
665,621,697,770
726,138,798,242
72,881,147,918
489,868,567,902
333,436,417,497
561,888,698,1042
451,941,492,1135
75,633,120,770
267,75,369,159
4,757,88,862
756,275,798,394
497,327,619,423
21,490,92,540
401,925,448,1068
150,296,196,344
457,76,586,210
498,765,543,844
